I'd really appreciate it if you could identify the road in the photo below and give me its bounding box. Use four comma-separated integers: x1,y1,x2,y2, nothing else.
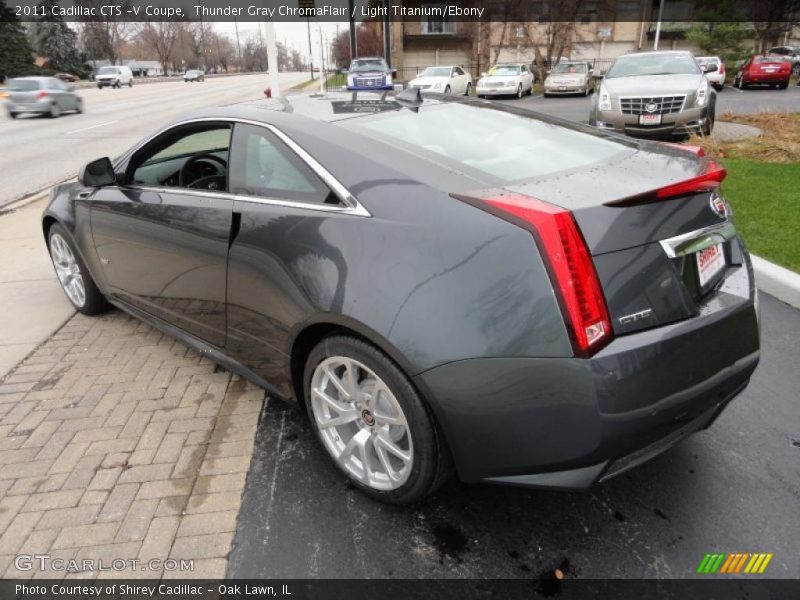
0,72,309,207
229,294,800,579
492,83,800,123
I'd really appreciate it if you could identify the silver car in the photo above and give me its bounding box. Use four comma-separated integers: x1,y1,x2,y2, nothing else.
589,51,716,138
4,77,83,119
544,61,594,96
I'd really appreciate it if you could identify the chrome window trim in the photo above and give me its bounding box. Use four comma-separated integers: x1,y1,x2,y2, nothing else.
121,116,371,218
659,221,736,259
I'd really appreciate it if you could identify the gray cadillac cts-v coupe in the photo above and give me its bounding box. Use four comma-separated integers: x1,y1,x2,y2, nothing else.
42,91,760,504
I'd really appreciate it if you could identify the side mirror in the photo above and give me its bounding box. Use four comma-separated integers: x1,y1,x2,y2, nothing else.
78,157,116,187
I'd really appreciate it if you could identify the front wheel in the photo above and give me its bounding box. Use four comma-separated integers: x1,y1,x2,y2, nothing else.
516,83,523,99
48,224,109,315
304,336,452,504
49,103,61,118
444,85,451,94
9,112,18,119
75,99,83,114
464,82,471,96
128,80,133,87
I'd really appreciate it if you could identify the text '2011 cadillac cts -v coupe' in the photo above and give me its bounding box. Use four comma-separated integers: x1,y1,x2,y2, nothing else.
42,91,760,504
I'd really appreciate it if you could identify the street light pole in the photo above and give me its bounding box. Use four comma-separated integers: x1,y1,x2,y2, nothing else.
653,0,664,50
307,17,314,80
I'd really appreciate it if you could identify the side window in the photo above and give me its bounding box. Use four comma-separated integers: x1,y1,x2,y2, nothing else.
454,67,464,76
128,124,232,191
229,123,337,205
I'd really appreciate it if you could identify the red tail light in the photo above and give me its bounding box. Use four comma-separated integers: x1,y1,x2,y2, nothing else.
655,160,727,199
454,193,613,355
719,64,725,75
36,91,48,100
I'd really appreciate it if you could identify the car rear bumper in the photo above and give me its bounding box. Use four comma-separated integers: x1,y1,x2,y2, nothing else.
414,257,759,490
743,74,790,84
5,100,50,114
595,105,710,138
476,87,517,96
544,85,586,94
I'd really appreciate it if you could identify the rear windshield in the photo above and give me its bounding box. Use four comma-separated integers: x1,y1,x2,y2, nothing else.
420,67,451,77
343,103,627,182
755,56,786,63
489,65,521,76
99,67,120,74
552,63,588,73
8,79,39,91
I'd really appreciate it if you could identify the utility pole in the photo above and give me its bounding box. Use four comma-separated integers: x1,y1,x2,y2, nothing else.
653,0,664,50
234,17,242,71
382,0,391,68
307,18,314,80
264,20,281,97
318,25,325,93
348,0,357,60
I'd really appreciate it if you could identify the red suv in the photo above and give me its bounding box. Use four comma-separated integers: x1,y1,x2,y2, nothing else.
733,55,791,89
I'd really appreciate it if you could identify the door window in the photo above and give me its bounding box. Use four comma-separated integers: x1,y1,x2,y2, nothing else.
229,123,336,204
128,124,232,191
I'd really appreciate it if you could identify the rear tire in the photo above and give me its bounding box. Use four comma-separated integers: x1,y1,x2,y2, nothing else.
129,80,133,88
464,82,471,96
9,112,18,119
779,82,788,90
714,84,723,92
303,335,452,505
47,223,110,315
75,99,83,114
444,85,451,94
49,103,61,118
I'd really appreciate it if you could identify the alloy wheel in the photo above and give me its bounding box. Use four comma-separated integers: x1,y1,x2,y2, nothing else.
310,356,413,490
49,233,85,307
517,84,523,98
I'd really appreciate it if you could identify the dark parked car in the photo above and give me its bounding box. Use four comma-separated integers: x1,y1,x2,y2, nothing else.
42,93,760,504
733,55,792,89
345,57,395,91
55,72,79,83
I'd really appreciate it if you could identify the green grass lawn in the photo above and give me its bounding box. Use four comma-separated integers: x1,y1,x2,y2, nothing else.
722,158,800,272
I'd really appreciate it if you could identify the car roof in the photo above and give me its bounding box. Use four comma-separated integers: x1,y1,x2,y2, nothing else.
10,76,51,81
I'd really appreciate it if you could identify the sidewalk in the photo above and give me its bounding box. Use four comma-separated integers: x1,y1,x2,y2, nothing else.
0,197,264,579
0,195,74,378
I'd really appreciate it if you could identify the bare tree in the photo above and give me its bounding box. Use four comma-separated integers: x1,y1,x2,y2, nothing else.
139,22,178,75
80,1,137,65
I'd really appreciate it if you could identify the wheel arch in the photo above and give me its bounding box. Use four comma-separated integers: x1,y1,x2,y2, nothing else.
288,315,419,408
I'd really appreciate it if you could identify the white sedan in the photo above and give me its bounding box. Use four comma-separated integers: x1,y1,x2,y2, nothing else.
476,64,534,99
408,66,472,95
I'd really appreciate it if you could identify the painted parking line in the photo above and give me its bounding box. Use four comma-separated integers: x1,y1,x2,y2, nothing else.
65,120,119,135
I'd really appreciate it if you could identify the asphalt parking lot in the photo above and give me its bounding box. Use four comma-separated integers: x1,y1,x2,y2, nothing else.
228,292,800,579
493,82,800,123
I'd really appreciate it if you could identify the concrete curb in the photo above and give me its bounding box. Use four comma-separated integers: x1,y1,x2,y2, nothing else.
752,255,800,310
